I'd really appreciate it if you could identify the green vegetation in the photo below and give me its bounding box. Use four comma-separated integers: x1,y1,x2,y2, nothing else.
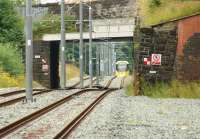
0,68,24,88
0,43,24,76
139,0,200,26
126,79,200,98
142,80,200,98
33,14,77,40
0,0,25,88
66,64,80,80
0,0,24,47
125,83,134,96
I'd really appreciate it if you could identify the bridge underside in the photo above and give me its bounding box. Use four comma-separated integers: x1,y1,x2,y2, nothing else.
42,31,133,42
33,36,133,89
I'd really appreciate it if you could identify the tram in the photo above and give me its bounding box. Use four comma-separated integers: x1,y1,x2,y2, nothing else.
115,61,129,77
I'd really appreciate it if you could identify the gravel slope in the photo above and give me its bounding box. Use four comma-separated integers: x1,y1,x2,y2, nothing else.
70,89,200,139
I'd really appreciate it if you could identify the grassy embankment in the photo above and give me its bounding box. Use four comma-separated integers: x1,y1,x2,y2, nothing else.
125,80,200,99
139,0,200,26
66,64,80,80
0,43,24,88
125,0,200,98
0,43,80,88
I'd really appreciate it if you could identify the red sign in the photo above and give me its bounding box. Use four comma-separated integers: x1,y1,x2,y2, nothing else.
42,64,49,71
144,57,151,65
151,54,162,65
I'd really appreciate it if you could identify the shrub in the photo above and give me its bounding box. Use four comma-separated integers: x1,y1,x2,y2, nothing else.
0,0,24,47
33,14,76,40
0,43,24,76
0,68,24,88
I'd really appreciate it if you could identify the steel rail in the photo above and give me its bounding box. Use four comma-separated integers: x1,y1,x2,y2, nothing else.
66,77,90,90
0,89,53,107
92,76,116,89
53,88,117,139
104,76,117,89
0,89,47,97
0,88,100,138
0,76,115,107
120,77,126,89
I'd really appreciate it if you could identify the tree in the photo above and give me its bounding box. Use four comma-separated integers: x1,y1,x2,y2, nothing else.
12,0,37,6
0,0,24,47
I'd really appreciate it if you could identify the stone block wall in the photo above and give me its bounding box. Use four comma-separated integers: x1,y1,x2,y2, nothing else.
33,41,51,88
135,23,178,83
48,0,136,19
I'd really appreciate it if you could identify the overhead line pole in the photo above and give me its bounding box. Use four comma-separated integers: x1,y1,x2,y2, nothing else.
25,0,33,102
96,46,100,85
79,1,84,88
60,0,66,89
89,6,93,88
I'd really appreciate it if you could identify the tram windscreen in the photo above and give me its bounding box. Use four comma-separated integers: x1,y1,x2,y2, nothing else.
117,64,127,72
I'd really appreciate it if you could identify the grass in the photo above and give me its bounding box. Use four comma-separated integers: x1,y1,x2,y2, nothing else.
66,64,80,80
125,83,134,96
126,79,200,99
139,0,200,26
0,68,24,88
142,80,200,99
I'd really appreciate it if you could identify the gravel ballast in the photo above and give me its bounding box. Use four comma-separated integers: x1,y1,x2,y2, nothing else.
3,77,199,138
5,90,104,139
0,77,113,129
0,89,80,128
69,89,200,139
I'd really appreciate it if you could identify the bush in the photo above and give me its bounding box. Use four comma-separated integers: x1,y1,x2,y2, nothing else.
0,0,24,47
33,14,76,40
0,43,24,76
0,68,24,88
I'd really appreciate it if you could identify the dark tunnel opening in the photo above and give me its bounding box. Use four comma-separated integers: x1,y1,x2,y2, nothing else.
50,41,60,89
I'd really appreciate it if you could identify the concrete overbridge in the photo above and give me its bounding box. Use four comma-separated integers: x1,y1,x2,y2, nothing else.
33,0,136,89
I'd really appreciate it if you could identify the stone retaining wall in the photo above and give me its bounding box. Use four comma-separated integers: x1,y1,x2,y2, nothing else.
33,41,51,88
135,23,177,83
48,0,136,19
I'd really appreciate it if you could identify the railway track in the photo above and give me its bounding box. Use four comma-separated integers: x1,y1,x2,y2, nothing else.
0,77,117,138
0,88,47,97
0,77,95,107
0,88,101,138
0,76,117,108
0,77,91,97
0,89,53,107
0,77,125,138
53,77,125,138
53,88,117,139
120,77,126,89
66,77,90,89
